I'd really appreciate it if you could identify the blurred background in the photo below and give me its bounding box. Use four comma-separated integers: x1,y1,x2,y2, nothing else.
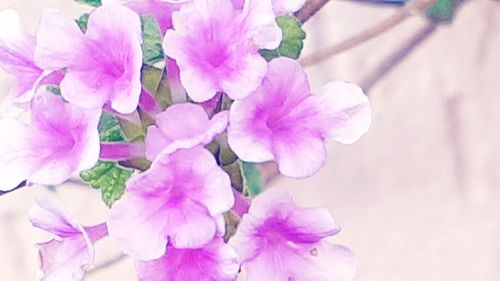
0,0,499,280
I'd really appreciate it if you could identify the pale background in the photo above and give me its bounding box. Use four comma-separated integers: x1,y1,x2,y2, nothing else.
0,0,499,280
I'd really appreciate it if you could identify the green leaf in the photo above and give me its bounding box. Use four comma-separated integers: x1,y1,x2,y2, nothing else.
141,65,163,93
141,15,164,65
80,161,133,207
46,85,62,96
241,162,263,197
222,161,243,192
426,0,461,23
75,0,101,7
98,112,126,142
260,16,306,61
141,65,173,109
76,13,90,32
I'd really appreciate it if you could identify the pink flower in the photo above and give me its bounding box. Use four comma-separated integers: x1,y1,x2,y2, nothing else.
163,0,281,102
0,9,62,115
232,0,306,16
107,146,234,260
34,4,143,114
29,198,108,281
231,189,356,281
145,103,229,160
0,91,101,191
136,237,239,281
102,0,183,32
227,57,371,178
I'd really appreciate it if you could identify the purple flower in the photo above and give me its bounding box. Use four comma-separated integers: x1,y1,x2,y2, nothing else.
34,4,143,114
107,146,234,260
102,0,182,32
227,57,372,178
163,0,281,102
136,237,239,281
29,198,108,281
232,0,306,15
145,103,229,160
231,189,356,281
0,9,57,115
0,91,100,191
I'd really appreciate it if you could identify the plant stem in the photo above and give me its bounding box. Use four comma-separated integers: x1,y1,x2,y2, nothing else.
300,0,437,67
0,181,26,197
295,0,331,23
100,142,146,161
360,22,438,91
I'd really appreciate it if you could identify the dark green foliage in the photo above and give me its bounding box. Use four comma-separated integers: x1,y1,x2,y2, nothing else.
241,162,263,197
76,13,90,32
426,0,461,23
142,15,164,65
260,16,306,61
80,161,133,207
98,112,126,142
75,0,102,7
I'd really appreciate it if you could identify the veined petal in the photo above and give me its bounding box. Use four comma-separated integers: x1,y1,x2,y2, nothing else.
232,189,356,281
109,147,233,259
29,198,81,238
35,8,85,69
0,118,33,191
0,9,44,106
313,81,372,144
145,103,229,160
136,237,239,281
29,199,106,281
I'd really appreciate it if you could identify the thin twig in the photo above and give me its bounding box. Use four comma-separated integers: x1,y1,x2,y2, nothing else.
300,0,437,67
360,22,438,91
296,0,331,23
0,181,26,197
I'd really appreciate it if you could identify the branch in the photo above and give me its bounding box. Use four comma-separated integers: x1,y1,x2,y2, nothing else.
0,181,26,197
360,22,438,91
300,0,437,67
295,0,331,23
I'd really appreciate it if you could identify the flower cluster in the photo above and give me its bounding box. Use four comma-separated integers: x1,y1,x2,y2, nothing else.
0,0,371,280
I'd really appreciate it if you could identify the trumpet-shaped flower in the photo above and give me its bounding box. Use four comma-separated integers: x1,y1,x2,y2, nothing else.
228,57,372,178
0,9,61,115
107,146,234,260
0,92,101,191
231,189,356,281
29,198,108,281
145,103,229,160
163,0,281,102
136,237,239,281
35,4,142,114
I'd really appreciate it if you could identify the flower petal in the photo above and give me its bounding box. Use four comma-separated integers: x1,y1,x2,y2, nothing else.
0,9,44,105
109,146,233,259
137,237,239,281
35,8,85,69
273,130,327,178
0,118,32,191
29,198,81,238
107,192,170,260
145,103,229,160
313,81,372,144
36,236,93,281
